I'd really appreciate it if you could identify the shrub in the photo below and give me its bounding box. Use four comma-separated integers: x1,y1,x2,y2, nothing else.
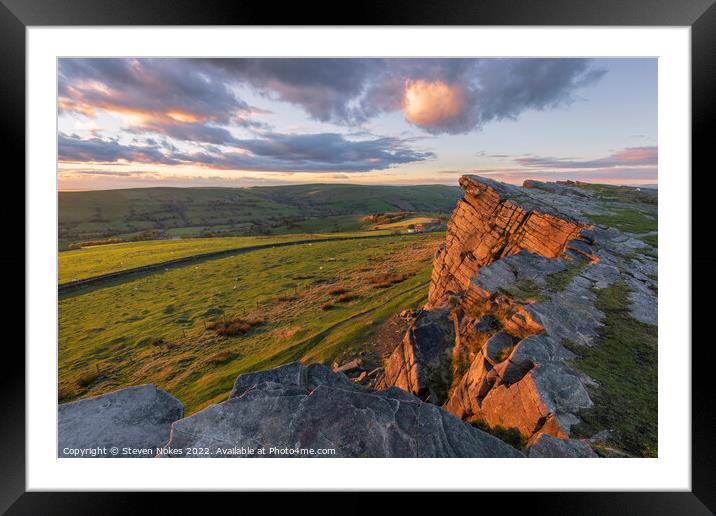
328,287,349,296
321,302,335,311
206,351,237,365
369,271,414,288
336,292,359,303
208,317,264,337
77,370,102,388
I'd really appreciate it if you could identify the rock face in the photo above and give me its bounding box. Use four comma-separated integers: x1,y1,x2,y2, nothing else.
426,176,584,308
376,308,455,403
381,176,658,450
165,362,523,458
58,384,183,457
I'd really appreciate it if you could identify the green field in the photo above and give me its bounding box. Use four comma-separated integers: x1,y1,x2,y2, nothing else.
373,215,440,230
59,184,461,243
58,232,442,413
58,231,390,284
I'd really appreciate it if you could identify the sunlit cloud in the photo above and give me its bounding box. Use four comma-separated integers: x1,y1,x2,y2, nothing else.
403,80,466,130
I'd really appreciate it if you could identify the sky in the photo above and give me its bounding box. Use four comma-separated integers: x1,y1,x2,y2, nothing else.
57,58,657,191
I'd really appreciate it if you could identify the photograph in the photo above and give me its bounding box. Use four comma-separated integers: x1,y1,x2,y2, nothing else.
56,57,658,459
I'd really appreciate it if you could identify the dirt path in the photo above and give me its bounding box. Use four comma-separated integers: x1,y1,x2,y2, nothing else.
58,232,417,294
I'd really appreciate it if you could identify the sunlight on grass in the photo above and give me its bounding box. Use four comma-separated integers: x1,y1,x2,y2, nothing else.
58,233,442,413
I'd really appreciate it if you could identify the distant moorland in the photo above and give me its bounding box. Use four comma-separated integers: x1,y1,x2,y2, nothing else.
59,184,460,245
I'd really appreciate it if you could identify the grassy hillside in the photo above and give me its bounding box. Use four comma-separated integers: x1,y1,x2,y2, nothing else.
58,232,442,413
58,231,389,283
59,184,461,243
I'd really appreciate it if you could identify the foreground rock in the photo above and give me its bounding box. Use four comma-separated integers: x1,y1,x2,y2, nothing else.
165,362,523,458
58,385,183,458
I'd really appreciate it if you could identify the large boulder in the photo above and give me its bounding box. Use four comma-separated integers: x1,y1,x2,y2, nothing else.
58,384,183,458
377,308,455,403
165,362,523,458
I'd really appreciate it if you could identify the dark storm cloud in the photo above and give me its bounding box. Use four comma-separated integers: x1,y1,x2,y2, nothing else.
59,58,254,124
196,58,605,133
125,120,243,146
58,132,433,173
60,58,606,138
58,134,181,165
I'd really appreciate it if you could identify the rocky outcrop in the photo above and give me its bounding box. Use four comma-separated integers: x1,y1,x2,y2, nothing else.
58,364,523,458
381,176,658,452
426,176,584,308
58,384,183,457
166,362,523,458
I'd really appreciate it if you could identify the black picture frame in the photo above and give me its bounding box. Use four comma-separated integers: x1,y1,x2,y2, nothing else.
4,0,712,512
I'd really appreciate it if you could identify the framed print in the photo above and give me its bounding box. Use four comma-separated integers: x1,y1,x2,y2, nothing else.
5,0,712,512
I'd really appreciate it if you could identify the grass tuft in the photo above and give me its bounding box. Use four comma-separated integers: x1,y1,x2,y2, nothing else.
586,208,657,234
336,292,360,303
499,279,543,303
206,351,238,365
471,418,528,450
545,259,588,292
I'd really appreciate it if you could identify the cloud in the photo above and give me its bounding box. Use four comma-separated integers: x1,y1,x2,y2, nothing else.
515,146,657,169
58,58,265,145
58,132,433,173
474,167,658,186
60,58,606,137
403,80,467,130
206,58,605,134
57,169,298,190
60,169,162,178
468,146,658,185
58,134,181,165
59,59,253,124
125,120,243,146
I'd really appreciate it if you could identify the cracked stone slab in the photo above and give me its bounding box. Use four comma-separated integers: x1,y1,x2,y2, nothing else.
58,384,183,457
165,363,523,458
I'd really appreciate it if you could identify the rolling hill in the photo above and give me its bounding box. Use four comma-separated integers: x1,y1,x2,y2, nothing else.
58,184,461,243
